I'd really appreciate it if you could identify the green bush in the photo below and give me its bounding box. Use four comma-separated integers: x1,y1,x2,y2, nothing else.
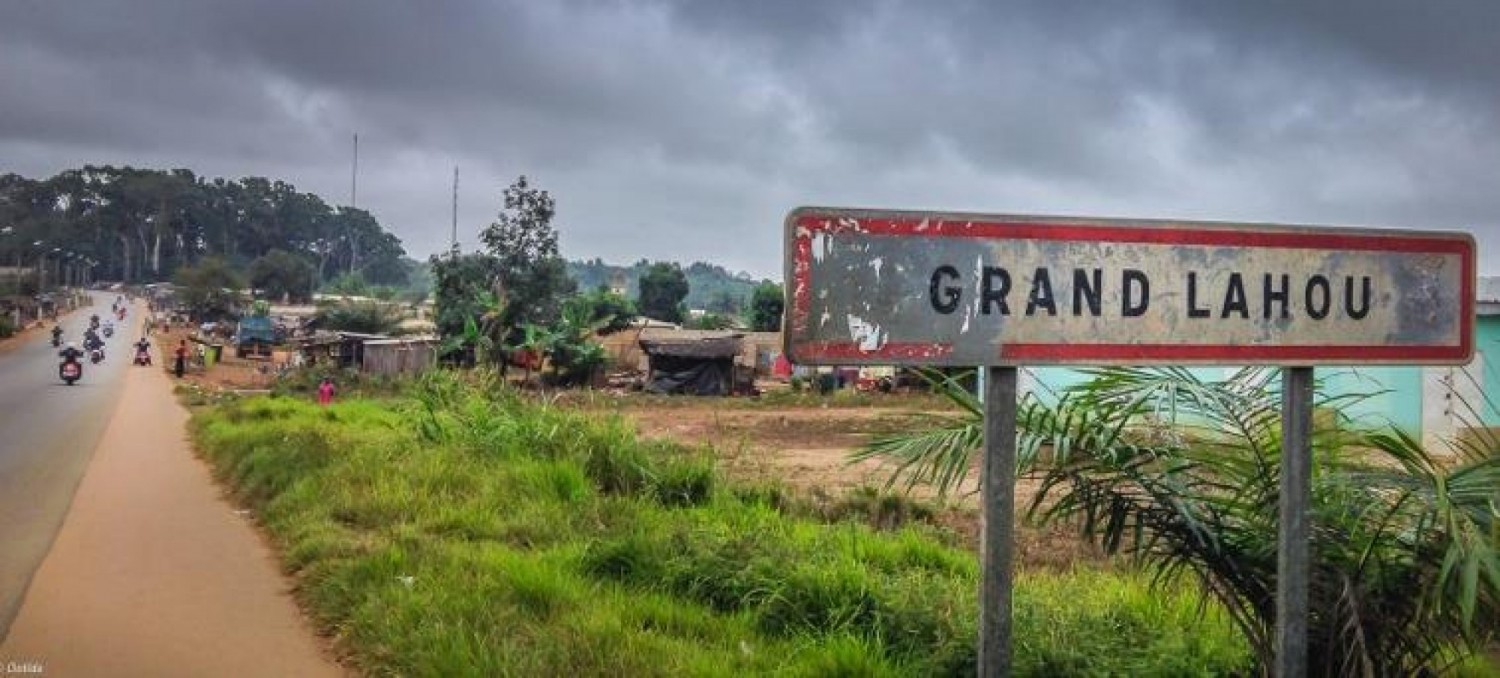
865,366,1500,674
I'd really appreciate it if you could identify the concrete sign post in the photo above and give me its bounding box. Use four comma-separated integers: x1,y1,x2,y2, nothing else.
783,207,1475,676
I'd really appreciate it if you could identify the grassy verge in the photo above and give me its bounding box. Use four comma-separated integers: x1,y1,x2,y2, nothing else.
190,372,1249,676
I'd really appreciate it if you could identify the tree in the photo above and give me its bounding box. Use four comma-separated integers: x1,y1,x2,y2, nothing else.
686,313,736,330
430,252,503,364
540,300,612,386
749,281,784,332
249,249,317,303
0,166,408,285
479,176,576,335
857,367,1500,674
315,300,404,335
564,286,636,335
325,272,370,297
637,261,688,324
174,256,243,321
706,289,741,314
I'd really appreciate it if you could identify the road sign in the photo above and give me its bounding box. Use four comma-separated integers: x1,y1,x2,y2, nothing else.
784,207,1475,366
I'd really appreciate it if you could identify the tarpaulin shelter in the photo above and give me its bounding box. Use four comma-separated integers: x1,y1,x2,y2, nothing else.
639,335,742,395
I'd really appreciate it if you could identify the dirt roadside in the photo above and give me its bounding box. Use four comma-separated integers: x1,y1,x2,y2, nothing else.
0,335,345,676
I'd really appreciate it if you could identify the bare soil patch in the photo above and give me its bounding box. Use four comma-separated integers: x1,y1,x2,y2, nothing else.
593,394,1106,569
152,324,289,391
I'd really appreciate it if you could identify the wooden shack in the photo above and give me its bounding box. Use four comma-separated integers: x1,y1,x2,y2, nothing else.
639,335,743,396
361,337,439,376
295,331,387,369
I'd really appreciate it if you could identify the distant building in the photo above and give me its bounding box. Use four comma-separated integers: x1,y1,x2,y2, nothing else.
608,272,629,297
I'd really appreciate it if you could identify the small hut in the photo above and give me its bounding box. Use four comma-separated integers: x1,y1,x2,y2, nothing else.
295,331,388,369
361,337,439,376
639,335,743,395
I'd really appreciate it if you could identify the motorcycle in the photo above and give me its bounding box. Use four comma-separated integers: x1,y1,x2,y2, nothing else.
103,325,114,338
59,358,82,385
51,335,61,348
134,345,152,366
90,348,104,364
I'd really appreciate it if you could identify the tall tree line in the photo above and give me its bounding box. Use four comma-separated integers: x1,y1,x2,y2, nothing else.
0,165,406,285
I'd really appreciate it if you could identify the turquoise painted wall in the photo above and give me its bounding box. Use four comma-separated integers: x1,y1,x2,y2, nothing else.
1476,316,1500,427
1320,366,1421,434
1022,315,1500,439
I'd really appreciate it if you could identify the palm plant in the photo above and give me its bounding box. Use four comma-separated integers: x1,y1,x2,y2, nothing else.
856,366,1499,675
544,298,613,385
439,315,492,366
506,322,556,385
439,290,506,367
474,289,508,357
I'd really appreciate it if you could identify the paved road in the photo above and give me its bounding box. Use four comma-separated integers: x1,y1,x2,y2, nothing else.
0,317,343,676
0,292,137,639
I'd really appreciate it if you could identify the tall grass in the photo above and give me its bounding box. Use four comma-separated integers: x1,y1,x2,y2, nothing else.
191,371,1249,676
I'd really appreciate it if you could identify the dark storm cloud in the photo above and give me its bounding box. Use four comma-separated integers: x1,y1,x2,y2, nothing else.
1,0,1497,278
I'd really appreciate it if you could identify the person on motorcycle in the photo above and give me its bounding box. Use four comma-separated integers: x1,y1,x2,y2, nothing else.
50,324,63,346
59,342,84,363
134,337,153,366
59,341,85,383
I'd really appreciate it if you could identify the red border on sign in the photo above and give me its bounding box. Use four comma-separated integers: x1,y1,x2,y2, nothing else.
788,213,1475,364
794,341,955,361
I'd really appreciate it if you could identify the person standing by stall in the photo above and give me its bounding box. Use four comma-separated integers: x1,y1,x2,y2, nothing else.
173,339,188,378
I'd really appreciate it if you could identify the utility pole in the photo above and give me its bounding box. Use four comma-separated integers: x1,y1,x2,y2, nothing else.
351,133,359,208
451,165,459,258
349,132,360,275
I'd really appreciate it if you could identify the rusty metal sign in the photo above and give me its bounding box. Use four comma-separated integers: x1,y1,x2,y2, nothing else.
784,207,1474,366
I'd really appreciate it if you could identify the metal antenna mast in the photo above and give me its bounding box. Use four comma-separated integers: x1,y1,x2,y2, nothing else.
351,133,359,208
451,165,459,257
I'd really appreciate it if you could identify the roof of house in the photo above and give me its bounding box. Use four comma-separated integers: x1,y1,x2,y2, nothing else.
363,336,440,347
639,335,743,359
1479,276,1500,316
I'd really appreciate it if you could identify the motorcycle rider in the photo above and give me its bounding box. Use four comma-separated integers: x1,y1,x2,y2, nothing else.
50,324,63,347
59,341,83,362
58,342,85,384
134,337,152,366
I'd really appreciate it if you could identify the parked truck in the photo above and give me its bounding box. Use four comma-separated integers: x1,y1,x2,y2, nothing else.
235,314,276,359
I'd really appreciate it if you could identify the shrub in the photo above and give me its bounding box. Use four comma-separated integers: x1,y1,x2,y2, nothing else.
863,366,1500,674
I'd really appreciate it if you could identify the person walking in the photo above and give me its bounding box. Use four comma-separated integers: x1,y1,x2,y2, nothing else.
317,378,335,407
173,340,188,378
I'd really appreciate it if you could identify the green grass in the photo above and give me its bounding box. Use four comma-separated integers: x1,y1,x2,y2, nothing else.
190,372,1250,676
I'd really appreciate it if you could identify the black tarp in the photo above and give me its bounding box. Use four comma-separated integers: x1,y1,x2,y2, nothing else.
644,355,733,395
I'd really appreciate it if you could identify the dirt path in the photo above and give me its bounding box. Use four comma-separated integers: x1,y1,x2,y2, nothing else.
0,338,344,676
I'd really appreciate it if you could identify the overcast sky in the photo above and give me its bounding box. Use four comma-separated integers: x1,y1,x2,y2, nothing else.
2,0,1497,279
